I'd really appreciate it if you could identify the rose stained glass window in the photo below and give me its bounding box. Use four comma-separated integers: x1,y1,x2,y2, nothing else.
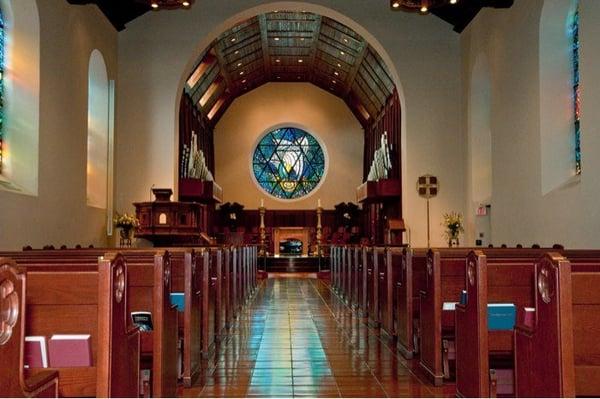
252,127,325,200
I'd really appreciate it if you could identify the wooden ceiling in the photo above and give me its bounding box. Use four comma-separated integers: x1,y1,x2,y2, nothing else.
184,12,395,127
67,0,514,32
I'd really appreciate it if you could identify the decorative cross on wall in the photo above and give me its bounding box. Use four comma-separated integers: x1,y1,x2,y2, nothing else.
416,174,439,247
417,174,439,199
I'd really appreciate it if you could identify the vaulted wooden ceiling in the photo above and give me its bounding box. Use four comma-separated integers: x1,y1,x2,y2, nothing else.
185,11,396,128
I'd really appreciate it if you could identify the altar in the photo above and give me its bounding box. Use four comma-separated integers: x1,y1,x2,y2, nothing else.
272,227,311,256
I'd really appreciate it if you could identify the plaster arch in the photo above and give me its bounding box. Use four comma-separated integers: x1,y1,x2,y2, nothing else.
173,1,407,214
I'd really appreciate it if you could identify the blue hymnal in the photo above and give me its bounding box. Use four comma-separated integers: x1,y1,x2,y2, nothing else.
170,292,185,312
487,303,516,331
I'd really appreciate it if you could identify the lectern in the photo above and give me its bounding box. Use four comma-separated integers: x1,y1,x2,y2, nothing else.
134,188,209,246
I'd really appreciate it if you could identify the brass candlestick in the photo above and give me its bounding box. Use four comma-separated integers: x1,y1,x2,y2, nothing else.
259,206,266,256
316,206,323,257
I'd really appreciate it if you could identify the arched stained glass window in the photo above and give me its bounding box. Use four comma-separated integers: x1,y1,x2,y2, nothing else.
571,2,581,174
0,9,5,173
252,127,326,200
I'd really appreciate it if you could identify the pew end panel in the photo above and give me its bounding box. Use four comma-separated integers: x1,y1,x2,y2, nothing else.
514,253,575,398
152,252,179,398
0,260,59,398
455,251,490,398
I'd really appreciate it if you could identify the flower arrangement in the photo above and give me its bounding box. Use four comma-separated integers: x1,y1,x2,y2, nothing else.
442,211,464,246
113,212,140,230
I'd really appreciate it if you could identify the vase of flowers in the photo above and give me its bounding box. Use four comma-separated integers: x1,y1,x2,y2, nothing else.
114,212,139,247
442,212,464,247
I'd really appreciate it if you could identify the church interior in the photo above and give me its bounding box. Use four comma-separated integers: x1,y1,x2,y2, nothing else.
1,0,599,397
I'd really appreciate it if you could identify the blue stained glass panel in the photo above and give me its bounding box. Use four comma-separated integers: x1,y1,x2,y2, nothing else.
252,127,326,200
571,3,581,174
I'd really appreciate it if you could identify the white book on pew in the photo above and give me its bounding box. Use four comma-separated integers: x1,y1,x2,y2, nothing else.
24,336,48,368
443,302,458,311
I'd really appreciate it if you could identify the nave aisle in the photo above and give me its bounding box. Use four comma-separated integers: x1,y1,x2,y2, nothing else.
180,277,454,398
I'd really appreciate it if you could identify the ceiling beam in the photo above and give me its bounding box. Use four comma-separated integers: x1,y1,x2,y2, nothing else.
306,15,323,84
258,14,272,81
212,47,236,99
343,40,368,98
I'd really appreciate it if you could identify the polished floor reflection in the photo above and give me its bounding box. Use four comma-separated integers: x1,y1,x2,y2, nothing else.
181,277,454,397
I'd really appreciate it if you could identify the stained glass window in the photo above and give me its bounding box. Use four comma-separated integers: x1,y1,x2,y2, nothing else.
571,2,581,174
252,127,326,200
0,10,4,173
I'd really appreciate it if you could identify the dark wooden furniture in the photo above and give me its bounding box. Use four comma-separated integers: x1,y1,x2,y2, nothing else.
179,180,223,204
17,254,140,397
455,250,536,397
0,260,60,398
134,200,209,246
514,251,600,397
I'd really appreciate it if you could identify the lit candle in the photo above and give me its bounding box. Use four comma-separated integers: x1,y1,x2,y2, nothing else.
318,198,321,208
260,199,264,208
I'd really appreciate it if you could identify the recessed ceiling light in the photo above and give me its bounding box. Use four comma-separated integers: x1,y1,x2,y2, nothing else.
237,62,242,67
420,6,428,12
182,1,190,6
337,63,342,68
298,59,303,63
340,51,345,55
300,37,305,41
151,2,159,8
231,37,236,42
297,76,301,79
234,50,239,55
275,59,281,63
450,0,458,3
274,37,280,41
242,79,247,83
334,71,339,76
392,1,400,8
332,80,337,84
239,71,244,75
277,76,281,79
343,38,348,43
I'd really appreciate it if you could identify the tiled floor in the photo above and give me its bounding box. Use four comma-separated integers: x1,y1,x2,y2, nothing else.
180,277,455,398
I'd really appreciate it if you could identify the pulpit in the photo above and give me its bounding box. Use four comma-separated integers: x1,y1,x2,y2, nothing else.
134,188,210,246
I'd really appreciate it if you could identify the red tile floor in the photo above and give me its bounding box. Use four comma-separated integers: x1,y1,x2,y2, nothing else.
180,276,455,397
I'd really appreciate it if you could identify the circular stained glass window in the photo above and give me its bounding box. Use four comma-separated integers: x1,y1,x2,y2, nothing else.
252,127,326,200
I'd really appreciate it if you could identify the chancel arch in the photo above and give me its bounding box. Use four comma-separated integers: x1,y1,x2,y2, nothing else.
176,7,404,243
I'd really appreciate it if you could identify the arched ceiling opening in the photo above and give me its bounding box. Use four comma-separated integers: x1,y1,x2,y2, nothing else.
183,11,396,128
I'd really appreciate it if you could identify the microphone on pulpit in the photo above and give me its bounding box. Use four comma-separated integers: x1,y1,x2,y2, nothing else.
150,184,155,202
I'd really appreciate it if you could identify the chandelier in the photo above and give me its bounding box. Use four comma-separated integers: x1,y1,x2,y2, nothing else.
136,0,195,10
390,0,458,14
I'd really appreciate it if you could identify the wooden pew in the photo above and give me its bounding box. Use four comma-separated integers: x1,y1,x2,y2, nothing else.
6,250,179,397
17,254,140,397
0,260,59,398
514,251,600,397
3,247,207,388
395,247,427,359
366,247,385,327
380,246,404,339
419,247,548,386
350,246,361,309
455,250,536,397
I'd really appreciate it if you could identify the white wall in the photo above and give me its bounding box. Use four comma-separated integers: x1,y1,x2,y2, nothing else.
461,0,600,248
116,0,464,247
0,0,118,250
214,82,363,209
